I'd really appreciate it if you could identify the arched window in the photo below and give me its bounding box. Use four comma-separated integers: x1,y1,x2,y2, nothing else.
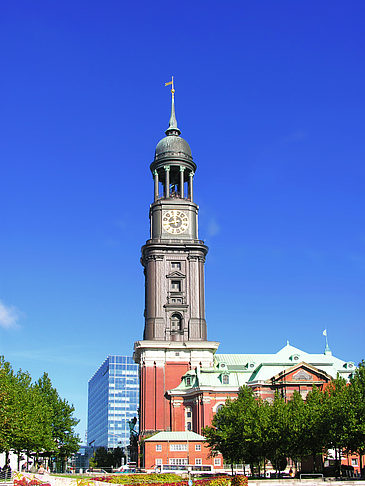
185,406,192,431
171,313,182,333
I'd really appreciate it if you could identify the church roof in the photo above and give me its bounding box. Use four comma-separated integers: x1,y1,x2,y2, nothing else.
215,343,352,380
145,431,205,442
169,343,355,393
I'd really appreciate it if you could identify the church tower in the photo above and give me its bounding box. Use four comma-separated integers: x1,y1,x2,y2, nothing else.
134,80,219,437
143,83,207,342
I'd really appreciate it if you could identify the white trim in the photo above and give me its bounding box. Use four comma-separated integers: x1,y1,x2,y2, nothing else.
212,402,226,412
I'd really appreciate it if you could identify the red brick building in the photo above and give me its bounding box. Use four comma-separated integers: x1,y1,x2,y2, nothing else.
164,343,354,435
143,431,223,473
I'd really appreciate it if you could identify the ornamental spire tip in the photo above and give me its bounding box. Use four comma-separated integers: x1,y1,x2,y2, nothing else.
164,76,181,136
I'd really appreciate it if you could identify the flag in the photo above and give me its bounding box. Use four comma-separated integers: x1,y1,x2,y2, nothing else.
165,81,173,86
323,329,327,337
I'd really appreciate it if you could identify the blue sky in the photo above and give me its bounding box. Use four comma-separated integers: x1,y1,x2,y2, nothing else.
1,1,364,441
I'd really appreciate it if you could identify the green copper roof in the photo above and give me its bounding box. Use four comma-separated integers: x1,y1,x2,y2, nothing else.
169,343,354,393
145,431,205,442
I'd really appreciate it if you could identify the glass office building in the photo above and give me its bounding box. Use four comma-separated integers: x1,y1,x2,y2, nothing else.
87,356,139,449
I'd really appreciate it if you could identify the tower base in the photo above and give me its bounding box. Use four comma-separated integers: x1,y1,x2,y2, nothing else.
134,340,220,436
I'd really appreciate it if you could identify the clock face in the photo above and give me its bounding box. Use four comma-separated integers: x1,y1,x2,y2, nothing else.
163,210,189,235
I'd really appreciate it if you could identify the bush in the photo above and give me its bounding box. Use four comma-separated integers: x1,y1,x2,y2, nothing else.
208,477,230,486
92,475,190,485
89,474,229,486
231,476,248,486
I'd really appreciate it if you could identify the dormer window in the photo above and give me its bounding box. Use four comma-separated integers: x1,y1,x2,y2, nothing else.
186,376,191,386
290,354,300,362
222,374,229,385
344,362,355,369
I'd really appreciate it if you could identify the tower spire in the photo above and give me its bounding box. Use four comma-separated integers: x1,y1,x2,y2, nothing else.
165,76,181,136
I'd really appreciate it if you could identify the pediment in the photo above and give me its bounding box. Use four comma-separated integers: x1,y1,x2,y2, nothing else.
292,369,312,381
166,271,186,278
269,361,332,384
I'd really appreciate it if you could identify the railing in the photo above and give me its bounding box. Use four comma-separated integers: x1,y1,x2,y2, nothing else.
156,464,213,474
156,194,191,202
0,469,13,483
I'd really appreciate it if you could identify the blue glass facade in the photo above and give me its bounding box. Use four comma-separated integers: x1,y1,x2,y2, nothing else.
87,356,139,449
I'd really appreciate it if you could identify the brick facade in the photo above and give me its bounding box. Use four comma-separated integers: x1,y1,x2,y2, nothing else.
143,433,223,472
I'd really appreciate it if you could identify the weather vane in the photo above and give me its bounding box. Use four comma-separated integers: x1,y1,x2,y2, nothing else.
165,76,175,96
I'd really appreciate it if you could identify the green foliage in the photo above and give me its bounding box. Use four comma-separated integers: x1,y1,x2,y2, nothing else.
348,361,365,455
265,393,290,471
91,446,126,469
0,357,20,453
35,373,80,456
285,391,306,460
0,356,80,461
321,377,354,453
203,393,244,466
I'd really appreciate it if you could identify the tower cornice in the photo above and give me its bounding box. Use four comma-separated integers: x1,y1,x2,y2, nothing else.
141,240,208,264
133,340,220,363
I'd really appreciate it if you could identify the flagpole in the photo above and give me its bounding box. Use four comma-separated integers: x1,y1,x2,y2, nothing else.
323,329,331,355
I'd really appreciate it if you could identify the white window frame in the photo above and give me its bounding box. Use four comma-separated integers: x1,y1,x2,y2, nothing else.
155,458,162,465
156,444,162,451
195,444,201,451
195,458,202,465
214,458,221,466
170,443,188,451
169,458,188,465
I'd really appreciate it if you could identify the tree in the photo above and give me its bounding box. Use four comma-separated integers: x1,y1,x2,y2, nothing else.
90,446,125,469
286,391,306,468
203,397,243,473
112,447,126,468
0,358,80,471
34,373,80,469
11,370,54,468
234,388,267,476
204,387,269,476
347,362,365,475
0,358,21,459
93,447,110,468
265,393,290,475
